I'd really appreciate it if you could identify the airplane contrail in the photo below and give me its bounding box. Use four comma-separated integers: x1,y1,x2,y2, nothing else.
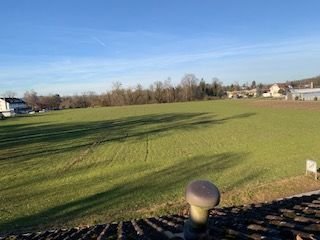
92,36,106,47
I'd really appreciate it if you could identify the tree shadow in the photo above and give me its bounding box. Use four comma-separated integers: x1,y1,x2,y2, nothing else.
0,151,261,233
0,111,258,233
0,112,256,164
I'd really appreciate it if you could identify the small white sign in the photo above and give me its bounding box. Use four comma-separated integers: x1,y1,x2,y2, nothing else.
306,160,318,180
306,160,317,173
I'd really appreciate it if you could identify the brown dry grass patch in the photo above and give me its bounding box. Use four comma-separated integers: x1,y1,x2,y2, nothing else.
137,175,320,217
222,175,320,206
248,99,320,111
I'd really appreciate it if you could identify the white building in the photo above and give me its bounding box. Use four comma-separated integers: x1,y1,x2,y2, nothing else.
0,98,28,117
227,89,257,99
263,84,286,98
287,88,320,101
262,92,272,98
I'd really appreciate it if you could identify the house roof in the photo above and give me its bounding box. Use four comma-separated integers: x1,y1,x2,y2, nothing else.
290,88,320,94
1,193,319,240
269,83,289,89
0,98,26,104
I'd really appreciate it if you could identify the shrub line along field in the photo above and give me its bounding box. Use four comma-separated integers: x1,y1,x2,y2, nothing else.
1,100,320,233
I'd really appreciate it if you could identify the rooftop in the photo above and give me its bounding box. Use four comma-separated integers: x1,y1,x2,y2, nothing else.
0,98,26,104
1,193,319,240
290,88,320,94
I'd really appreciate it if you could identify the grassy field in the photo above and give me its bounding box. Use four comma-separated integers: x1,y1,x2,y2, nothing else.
1,100,320,233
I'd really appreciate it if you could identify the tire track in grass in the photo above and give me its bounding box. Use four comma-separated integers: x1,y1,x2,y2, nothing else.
165,129,186,159
180,131,199,158
97,132,131,167
58,133,128,173
197,132,213,148
144,135,150,162
90,132,130,166
59,139,99,174
105,136,127,167
197,131,224,155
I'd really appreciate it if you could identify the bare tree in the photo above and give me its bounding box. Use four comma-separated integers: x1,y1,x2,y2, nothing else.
13,74,231,110
111,81,126,105
60,96,74,109
112,81,122,91
3,91,16,98
24,90,39,110
180,74,198,101
153,81,164,103
163,77,175,103
133,84,147,104
37,94,61,110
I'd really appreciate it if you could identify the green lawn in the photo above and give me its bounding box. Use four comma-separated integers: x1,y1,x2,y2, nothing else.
1,100,320,232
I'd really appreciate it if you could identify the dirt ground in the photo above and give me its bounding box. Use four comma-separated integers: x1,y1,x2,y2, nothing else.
248,99,320,111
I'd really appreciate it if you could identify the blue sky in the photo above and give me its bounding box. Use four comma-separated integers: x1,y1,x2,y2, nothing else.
1,0,320,96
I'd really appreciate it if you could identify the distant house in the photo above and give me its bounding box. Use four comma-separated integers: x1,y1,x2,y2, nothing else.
263,84,287,98
270,84,281,97
0,98,28,117
227,89,257,99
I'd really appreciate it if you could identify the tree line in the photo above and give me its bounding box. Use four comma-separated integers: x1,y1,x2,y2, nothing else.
6,74,320,111
5,74,263,110
286,75,320,88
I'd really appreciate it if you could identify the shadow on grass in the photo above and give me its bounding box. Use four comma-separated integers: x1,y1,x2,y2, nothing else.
0,151,264,234
0,112,256,163
0,111,258,233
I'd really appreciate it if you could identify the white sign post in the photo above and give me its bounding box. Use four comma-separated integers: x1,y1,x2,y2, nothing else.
306,160,318,180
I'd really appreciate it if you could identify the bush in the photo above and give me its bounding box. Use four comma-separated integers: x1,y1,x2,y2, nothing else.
314,97,318,101
295,96,299,101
